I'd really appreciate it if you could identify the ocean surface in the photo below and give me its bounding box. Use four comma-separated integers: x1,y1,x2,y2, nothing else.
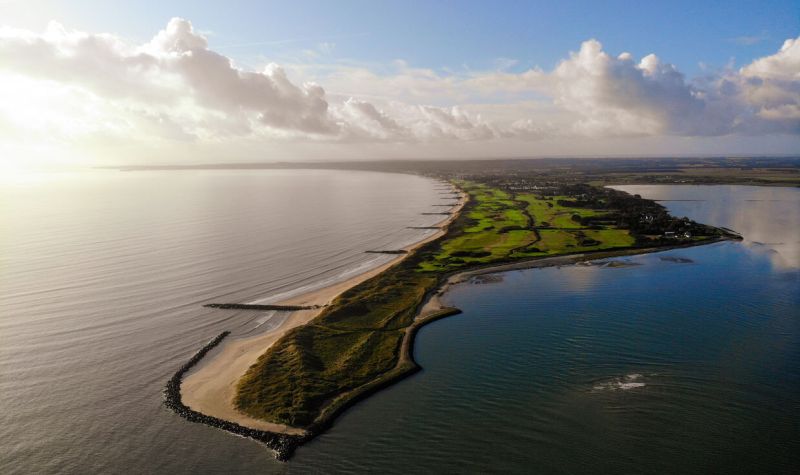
3,178,798,474
287,185,799,474
0,169,446,474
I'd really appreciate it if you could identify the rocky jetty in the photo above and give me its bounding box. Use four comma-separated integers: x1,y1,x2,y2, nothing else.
163,331,304,461
365,250,408,254
203,303,316,311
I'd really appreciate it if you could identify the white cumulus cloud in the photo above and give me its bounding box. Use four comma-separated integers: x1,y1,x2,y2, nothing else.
0,17,797,165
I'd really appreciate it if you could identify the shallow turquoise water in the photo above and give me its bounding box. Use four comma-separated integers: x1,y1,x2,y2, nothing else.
289,185,799,474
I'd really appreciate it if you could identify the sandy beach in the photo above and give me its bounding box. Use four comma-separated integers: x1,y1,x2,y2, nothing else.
180,183,465,435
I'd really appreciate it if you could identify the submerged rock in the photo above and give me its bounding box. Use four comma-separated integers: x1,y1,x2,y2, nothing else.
470,274,504,284
660,256,694,263
604,260,642,268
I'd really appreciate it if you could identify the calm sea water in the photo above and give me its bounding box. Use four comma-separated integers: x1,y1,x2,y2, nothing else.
0,169,445,474
288,185,799,474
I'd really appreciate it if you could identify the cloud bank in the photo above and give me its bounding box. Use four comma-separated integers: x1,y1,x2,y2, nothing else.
0,18,797,163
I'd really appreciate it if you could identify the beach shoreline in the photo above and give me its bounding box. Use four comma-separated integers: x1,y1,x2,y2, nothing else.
179,181,466,436
174,178,739,459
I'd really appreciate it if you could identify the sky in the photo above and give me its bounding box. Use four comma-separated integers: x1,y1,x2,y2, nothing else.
0,0,798,168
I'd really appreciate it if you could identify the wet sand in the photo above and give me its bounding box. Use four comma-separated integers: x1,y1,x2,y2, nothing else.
180,185,465,434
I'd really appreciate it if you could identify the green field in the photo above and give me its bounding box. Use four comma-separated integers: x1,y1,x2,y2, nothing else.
235,181,648,428
418,182,635,271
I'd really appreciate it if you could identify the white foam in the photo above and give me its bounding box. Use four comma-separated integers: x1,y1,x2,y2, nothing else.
593,373,647,391
618,382,646,390
247,255,390,304
253,310,278,328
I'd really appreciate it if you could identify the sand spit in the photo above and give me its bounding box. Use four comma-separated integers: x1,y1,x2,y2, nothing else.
173,180,735,459
178,182,465,440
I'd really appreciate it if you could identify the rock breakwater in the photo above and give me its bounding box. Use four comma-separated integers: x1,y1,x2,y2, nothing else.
163,331,303,461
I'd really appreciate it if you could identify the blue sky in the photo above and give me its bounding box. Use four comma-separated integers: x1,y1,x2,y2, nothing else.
5,0,797,74
0,1,798,165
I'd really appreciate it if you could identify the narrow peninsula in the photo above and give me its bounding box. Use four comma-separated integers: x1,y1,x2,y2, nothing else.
169,175,740,460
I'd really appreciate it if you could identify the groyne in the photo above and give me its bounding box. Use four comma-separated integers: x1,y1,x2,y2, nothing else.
203,303,317,311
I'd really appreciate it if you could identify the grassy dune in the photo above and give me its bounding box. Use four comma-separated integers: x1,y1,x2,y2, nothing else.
234,181,685,428
235,263,439,426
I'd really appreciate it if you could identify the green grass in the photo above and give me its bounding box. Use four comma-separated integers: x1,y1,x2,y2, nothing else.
584,229,636,248
517,193,607,229
418,183,635,271
234,180,645,428
536,229,578,252
236,264,438,426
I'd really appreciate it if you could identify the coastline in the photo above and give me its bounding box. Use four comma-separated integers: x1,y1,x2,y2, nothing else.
179,181,466,437
416,236,735,319
171,177,740,460
275,235,740,459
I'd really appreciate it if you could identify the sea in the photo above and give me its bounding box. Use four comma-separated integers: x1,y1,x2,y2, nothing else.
287,184,799,474
2,175,798,474
0,169,445,474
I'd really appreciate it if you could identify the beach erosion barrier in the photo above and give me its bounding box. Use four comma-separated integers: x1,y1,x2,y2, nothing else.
163,309,468,461
203,303,316,311
163,331,303,461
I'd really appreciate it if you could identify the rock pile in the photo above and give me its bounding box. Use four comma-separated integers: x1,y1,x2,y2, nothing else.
163,331,302,461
